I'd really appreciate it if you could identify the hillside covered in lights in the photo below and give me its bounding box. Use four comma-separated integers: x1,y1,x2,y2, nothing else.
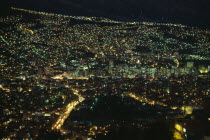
0,7,210,140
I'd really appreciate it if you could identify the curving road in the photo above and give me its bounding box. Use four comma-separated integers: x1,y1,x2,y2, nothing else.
51,89,85,132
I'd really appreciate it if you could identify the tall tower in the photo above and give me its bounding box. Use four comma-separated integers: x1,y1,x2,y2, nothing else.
187,62,194,68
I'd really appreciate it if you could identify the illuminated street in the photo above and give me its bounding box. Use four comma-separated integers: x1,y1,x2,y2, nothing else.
126,92,167,107
52,89,85,131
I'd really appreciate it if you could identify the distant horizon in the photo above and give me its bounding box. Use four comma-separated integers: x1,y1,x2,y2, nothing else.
3,6,210,30
1,0,210,28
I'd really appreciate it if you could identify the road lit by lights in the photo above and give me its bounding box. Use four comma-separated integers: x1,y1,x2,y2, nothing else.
173,123,185,140
0,85,10,92
0,119,13,127
125,92,167,107
174,59,179,67
19,25,34,35
52,89,85,131
173,131,184,140
0,36,10,45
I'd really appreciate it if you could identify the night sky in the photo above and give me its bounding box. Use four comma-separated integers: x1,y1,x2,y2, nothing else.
1,0,210,26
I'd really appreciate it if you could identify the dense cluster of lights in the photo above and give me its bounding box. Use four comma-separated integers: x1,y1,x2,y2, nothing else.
0,7,209,139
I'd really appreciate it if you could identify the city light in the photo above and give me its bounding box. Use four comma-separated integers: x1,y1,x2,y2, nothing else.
1,6,209,140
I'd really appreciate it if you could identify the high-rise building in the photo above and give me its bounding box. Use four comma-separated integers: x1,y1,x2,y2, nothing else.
199,66,208,74
150,68,156,78
109,60,114,69
187,62,194,68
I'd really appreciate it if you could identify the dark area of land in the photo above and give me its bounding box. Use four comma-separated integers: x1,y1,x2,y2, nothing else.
69,95,171,123
95,121,173,140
